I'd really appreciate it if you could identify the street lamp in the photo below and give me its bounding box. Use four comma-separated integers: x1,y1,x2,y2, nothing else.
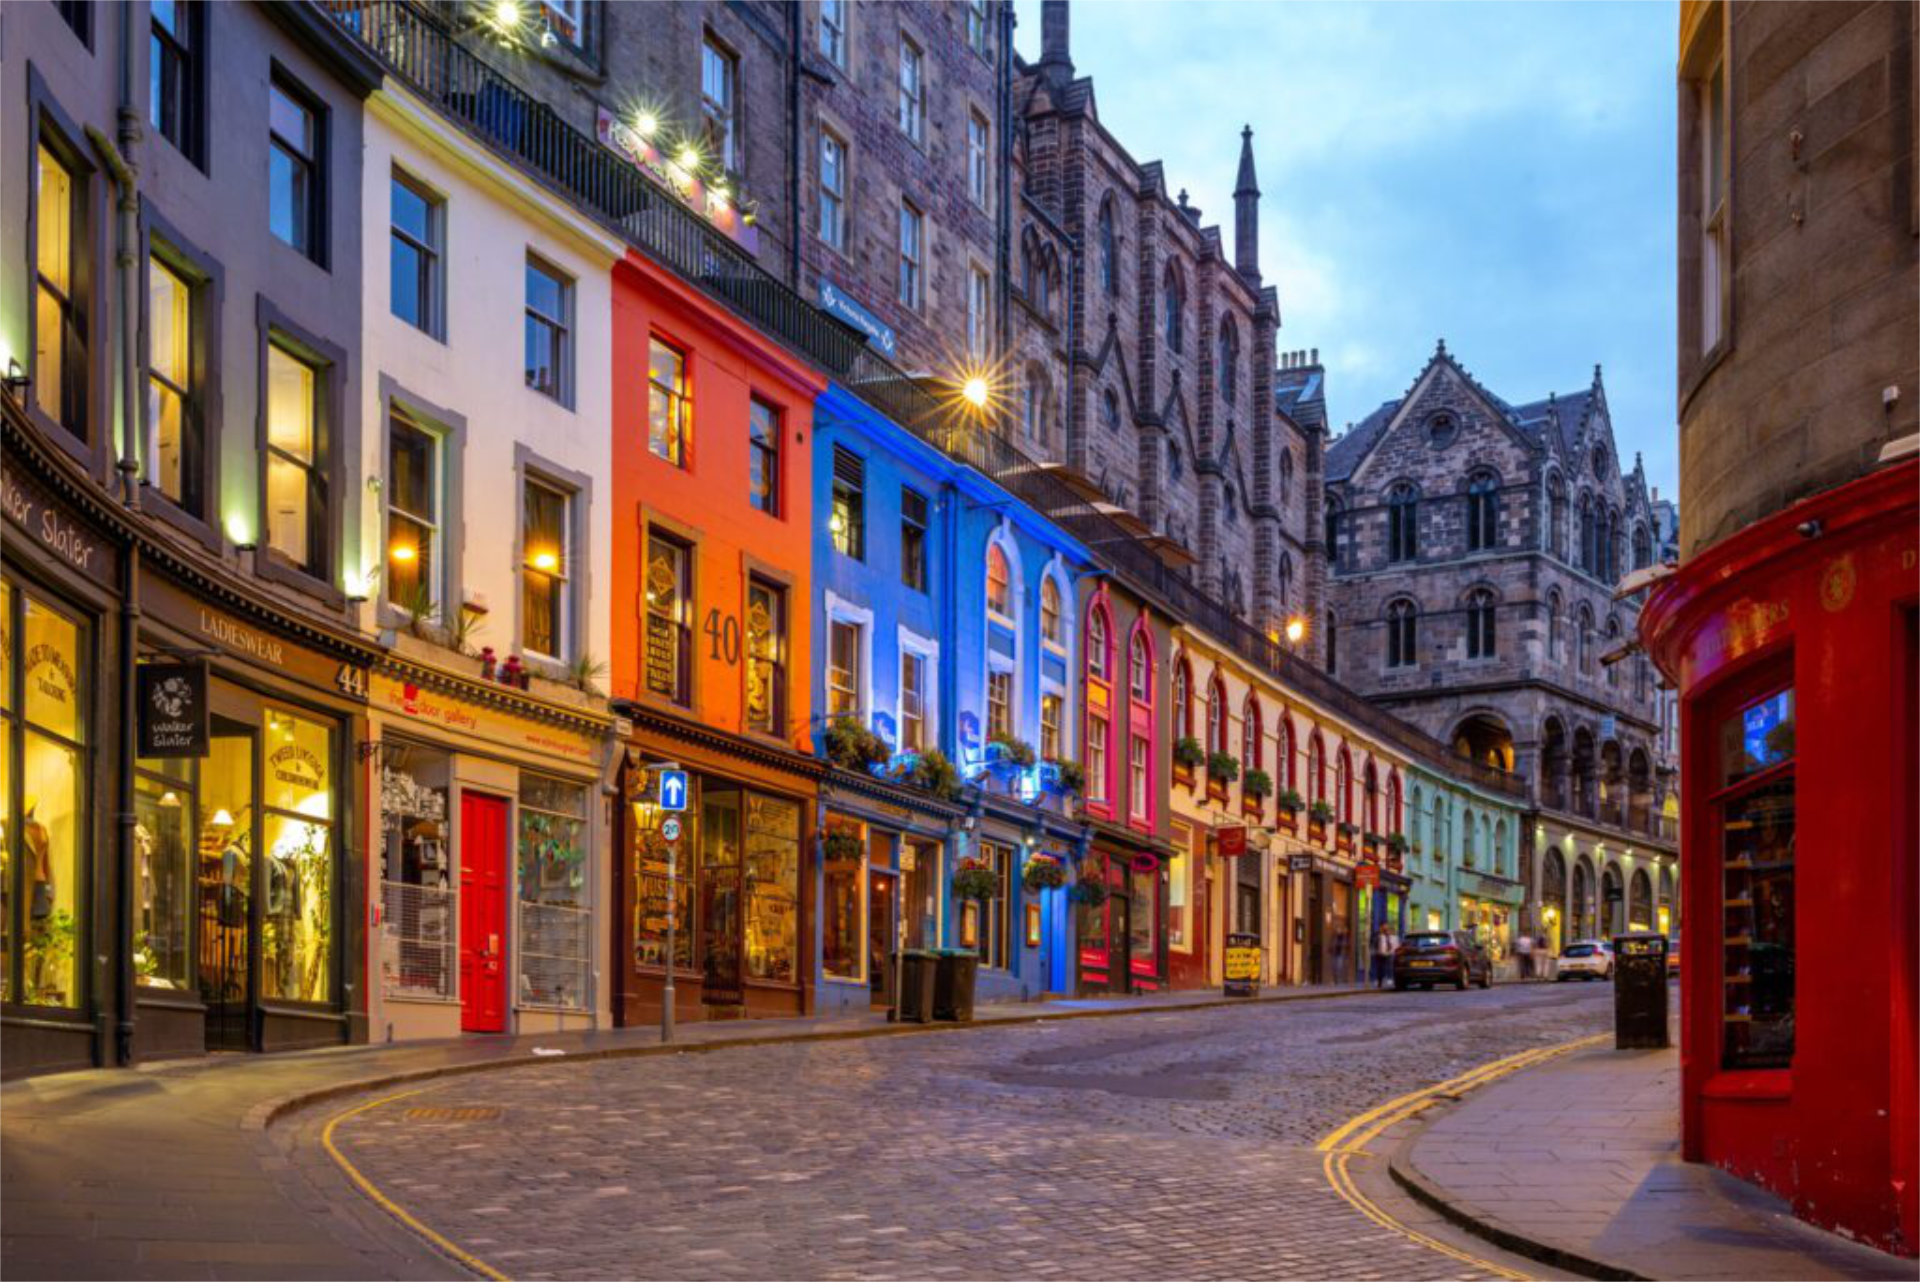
1284,615,1307,645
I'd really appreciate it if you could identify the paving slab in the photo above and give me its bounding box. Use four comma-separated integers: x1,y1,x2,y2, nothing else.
1394,1042,1916,1281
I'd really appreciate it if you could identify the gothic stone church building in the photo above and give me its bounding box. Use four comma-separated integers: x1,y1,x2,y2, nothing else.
1321,344,1679,949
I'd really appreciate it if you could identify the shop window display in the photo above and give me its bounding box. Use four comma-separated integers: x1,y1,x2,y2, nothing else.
379,742,453,1001
260,709,334,1004
822,816,863,981
1718,687,1795,1070
198,729,254,1020
4,585,88,1009
133,766,195,989
1128,864,1156,973
743,793,798,983
699,790,744,999
519,774,590,1010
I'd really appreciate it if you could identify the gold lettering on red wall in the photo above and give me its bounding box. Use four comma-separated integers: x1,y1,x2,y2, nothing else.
1725,596,1791,659
1819,554,1858,613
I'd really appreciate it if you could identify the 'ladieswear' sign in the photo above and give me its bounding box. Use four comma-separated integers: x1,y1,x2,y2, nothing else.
137,661,209,757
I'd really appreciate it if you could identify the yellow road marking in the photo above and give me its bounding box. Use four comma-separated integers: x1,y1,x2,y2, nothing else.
1318,1034,1609,1280
321,1085,512,1282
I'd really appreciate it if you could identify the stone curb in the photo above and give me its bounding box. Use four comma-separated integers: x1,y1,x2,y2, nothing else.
249,981,1422,1134
1386,1145,1650,1282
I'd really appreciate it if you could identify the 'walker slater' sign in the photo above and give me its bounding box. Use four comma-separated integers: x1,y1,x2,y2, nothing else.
137,661,209,757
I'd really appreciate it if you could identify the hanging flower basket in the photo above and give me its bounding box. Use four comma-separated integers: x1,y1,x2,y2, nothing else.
1173,736,1206,770
1067,876,1110,908
1048,760,1085,796
1309,800,1336,824
822,831,865,864
1278,788,1305,813
952,862,1002,902
1022,857,1067,893
1242,768,1274,801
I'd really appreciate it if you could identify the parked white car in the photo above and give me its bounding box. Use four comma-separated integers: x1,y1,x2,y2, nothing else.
1557,939,1615,981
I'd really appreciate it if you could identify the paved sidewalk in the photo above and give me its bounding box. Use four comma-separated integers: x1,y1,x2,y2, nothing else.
2,982,1381,1281
1393,1041,1915,1281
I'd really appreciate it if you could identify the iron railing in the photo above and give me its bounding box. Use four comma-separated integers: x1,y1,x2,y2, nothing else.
319,0,1527,802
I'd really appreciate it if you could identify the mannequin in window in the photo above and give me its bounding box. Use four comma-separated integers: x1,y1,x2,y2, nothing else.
23,805,53,923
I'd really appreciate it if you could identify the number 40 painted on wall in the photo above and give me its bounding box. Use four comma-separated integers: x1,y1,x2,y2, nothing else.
703,609,740,664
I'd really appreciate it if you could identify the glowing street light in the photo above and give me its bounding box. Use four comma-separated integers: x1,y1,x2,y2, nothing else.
1285,616,1307,644
530,549,559,572
962,376,990,408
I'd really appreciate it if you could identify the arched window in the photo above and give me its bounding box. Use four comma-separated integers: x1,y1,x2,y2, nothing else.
1386,770,1402,836
986,543,1011,617
1040,576,1063,647
1336,747,1353,823
1604,616,1622,687
1324,497,1344,566
1167,439,1183,483
1325,609,1338,675
1162,263,1185,353
1547,589,1564,661
1280,450,1294,506
1206,676,1227,755
1609,510,1626,585
1309,731,1326,804
1102,388,1121,434
1217,320,1240,404
1278,552,1295,615
1577,603,1595,674
1277,715,1294,789
1548,473,1569,560
1097,197,1117,296
1632,523,1652,571
1364,761,1379,833
1386,598,1417,668
1172,656,1192,741
1087,604,1111,681
1579,493,1597,574
1466,588,1497,659
1387,483,1419,562
1494,819,1507,876
1129,629,1151,701
1467,470,1499,552
1462,807,1476,865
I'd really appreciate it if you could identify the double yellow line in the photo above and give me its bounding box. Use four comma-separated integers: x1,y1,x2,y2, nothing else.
1315,1034,1609,1281
321,1084,512,1281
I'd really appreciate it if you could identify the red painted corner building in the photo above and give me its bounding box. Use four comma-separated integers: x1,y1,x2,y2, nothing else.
1640,459,1918,1256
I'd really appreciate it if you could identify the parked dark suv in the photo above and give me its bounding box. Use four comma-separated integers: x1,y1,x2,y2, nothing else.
1394,930,1493,991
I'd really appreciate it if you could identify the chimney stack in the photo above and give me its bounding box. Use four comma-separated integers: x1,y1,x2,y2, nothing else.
1040,0,1072,79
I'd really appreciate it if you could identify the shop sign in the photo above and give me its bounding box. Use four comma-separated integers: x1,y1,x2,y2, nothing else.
371,674,599,764
1355,863,1380,889
2,459,118,587
1129,853,1158,875
139,569,366,698
1079,947,1109,972
595,106,758,250
817,280,898,358
136,661,208,757
1215,826,1247,858
1224,932,1261,996
1289,853,1315,874
1459,869,1523,903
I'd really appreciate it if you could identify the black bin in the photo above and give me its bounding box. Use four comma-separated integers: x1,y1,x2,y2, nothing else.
932,949,980,1022
1612,931,1670,1049
896,950,937,1024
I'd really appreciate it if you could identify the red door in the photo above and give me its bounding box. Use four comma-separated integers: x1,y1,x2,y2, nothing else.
460,793,510,1033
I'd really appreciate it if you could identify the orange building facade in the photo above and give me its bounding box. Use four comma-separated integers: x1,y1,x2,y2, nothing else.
608,248,826,1026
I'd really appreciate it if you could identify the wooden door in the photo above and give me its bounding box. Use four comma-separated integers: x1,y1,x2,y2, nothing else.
459,793,510,1033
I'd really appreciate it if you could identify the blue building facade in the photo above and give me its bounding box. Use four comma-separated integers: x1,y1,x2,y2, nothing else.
809,385,1091,1011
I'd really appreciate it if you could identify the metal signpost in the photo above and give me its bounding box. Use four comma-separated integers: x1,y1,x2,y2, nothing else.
655,768,688,1044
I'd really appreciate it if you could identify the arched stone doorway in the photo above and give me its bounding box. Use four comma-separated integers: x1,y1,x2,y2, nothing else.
1452,713,1516,773
1542,850,1568,953
1628,867,1654,931
1572,858,1595,941
1602,862,1625,937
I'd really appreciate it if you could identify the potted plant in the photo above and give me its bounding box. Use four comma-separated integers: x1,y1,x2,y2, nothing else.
1049,760,1085,796
824,716,890,773
1206,752,1241,785
987,735,1037,771
822,830,865,864
905,747,963,801
1067,875,1110,908
1172,736,1205,779
1022,857,1068,893
1386,832,1410,854
1277,788,1305,813
1242,769,1274,801
1308,799,1335,824
952,859,1002,902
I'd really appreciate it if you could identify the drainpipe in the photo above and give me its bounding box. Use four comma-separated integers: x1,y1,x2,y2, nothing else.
787,0,802,287
110,0,143,1068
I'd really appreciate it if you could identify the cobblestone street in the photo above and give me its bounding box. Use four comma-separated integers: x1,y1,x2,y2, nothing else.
310,986,1612,1280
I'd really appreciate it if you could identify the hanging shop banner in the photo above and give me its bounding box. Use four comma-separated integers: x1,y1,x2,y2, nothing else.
136,661,209,758
1289,853,1315,873
1355,863,1380,889
1216,826,1248,858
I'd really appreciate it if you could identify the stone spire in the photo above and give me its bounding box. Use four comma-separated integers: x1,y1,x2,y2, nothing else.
1039,0,1072,80
1233,124,1260,282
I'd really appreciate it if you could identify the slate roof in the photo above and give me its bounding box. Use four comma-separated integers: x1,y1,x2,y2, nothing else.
1273,366,1325,426
1324,400,1399,482
1511,389,1593,456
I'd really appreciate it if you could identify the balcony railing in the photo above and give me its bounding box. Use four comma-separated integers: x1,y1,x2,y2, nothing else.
317,0,1529,803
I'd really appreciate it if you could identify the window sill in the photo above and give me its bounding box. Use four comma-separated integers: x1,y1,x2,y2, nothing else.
255,553,347,610
141,491,222,553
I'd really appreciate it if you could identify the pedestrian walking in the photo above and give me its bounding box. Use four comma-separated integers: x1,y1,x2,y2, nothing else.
1516,931,1534,980
1373,923,1397,988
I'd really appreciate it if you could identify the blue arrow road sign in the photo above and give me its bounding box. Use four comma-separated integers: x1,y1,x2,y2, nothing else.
658,769,689,812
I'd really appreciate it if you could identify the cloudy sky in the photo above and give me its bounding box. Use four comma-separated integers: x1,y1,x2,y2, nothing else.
1012,0,1679,496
